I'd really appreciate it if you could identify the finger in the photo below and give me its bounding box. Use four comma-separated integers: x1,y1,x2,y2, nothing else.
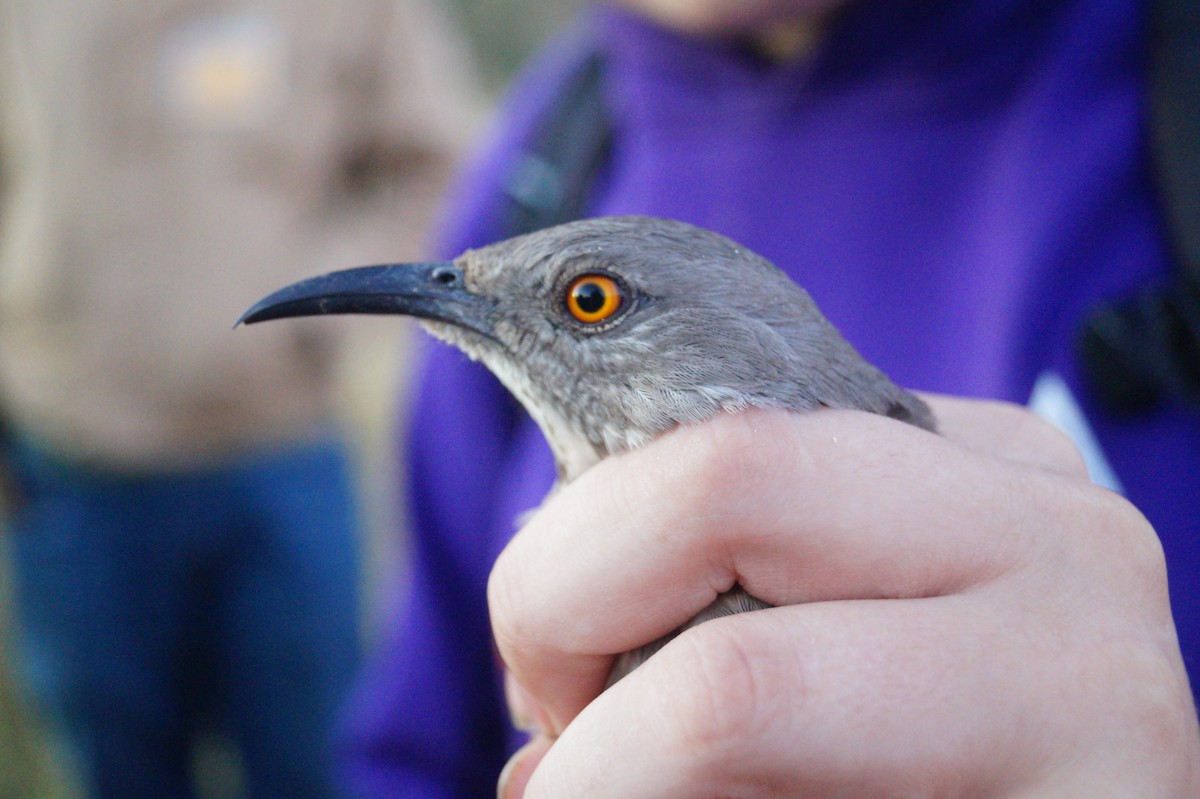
521,589,1186,798
498,735,553,799
520,600,1047,799
488,407,1096,731
919,393,1089,479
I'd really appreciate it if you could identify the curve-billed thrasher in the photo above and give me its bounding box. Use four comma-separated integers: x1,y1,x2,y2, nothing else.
240,215,935,680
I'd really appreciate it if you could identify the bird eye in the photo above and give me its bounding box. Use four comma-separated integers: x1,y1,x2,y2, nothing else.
565,274,623,325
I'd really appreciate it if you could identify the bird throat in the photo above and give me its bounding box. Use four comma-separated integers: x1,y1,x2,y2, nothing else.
489,353,607,483
421,318,612,482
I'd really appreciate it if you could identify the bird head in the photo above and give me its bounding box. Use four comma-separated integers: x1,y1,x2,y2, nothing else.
240,216,933,482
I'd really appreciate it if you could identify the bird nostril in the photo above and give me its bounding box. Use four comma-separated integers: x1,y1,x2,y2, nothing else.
431,266,461,287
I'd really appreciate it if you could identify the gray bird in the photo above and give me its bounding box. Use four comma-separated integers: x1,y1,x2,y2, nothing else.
240,215,935,681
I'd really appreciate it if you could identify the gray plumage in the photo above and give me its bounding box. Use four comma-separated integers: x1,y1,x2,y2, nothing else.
240,215,936,682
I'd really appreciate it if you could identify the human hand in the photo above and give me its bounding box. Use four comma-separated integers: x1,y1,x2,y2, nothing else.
489,396,1200,797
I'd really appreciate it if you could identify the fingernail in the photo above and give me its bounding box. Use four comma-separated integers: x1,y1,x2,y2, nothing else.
497,736,550,799
505,670,534,731
504,670,552,733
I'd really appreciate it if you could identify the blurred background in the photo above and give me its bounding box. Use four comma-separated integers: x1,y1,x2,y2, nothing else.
0,1,579,797
452,0,584,95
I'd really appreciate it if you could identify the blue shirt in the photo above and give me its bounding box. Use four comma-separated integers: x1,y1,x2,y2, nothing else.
336,2,1200,795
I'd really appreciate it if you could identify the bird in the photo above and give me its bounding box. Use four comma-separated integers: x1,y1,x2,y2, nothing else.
239,214,936,682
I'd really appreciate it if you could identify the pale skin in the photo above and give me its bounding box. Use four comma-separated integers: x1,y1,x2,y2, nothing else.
492,397,1200,797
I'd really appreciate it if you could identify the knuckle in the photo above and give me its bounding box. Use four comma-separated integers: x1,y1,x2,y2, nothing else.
1049,484,1172,624
657,413,806,578
988,399,1090,476
655,619,784,762
1094,493,1169,594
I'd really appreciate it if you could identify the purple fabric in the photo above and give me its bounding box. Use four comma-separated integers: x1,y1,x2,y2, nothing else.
336,1,1200,795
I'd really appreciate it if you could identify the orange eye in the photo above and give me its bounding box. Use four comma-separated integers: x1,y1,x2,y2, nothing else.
566,274,623,324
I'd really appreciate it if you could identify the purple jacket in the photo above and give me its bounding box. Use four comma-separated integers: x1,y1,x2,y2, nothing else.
337,2,1200,795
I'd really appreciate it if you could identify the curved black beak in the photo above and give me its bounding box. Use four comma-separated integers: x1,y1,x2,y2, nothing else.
237,262,495,337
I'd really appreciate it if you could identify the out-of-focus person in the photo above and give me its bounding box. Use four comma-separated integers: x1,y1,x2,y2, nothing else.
334,0,1200,796
0,1,479,797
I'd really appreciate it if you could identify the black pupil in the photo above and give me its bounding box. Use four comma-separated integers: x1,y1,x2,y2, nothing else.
574,282,607,314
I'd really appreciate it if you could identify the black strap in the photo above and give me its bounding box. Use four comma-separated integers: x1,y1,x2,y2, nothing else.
499,50,612,237
1077,0,1200,413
